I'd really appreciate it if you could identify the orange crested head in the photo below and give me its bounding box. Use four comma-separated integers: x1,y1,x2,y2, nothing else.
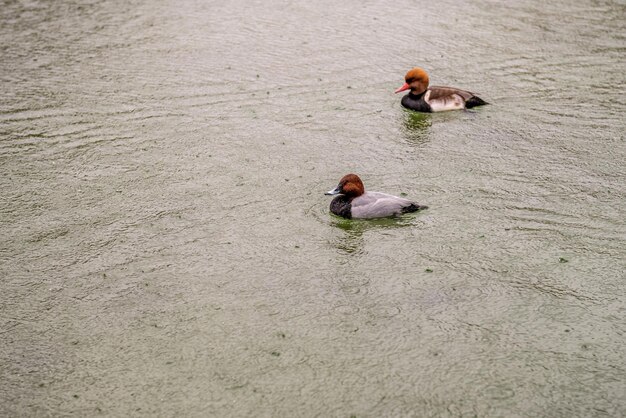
395,67,430,95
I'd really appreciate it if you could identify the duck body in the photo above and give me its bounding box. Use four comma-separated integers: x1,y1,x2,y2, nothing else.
396,68,488,113
401,86,487,113
326,174,427,219
330,191,426,219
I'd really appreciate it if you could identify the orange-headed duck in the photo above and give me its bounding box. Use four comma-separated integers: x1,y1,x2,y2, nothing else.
325,174,428,219
395,67,488,112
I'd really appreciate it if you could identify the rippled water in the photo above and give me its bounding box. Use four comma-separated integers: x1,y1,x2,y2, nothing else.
1,0,625,416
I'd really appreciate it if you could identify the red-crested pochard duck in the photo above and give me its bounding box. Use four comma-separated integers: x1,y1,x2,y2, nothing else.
395,67,488,112
325,174,428,219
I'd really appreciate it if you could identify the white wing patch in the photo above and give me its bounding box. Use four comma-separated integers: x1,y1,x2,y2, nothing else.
425,91,466,112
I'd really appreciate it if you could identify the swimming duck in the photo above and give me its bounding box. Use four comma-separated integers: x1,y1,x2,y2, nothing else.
395,67,488,112
325,174,428,219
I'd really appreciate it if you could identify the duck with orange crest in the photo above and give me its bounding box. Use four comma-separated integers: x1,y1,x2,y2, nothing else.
325,174,428,219
395,67,488,112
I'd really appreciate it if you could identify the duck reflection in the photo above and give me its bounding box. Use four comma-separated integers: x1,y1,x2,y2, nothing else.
330,216,418,255
402,111,432,145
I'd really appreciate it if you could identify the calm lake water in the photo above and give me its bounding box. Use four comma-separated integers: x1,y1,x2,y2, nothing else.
1,0,625,416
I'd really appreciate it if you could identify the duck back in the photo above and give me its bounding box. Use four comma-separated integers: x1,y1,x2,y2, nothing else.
351,192,426,219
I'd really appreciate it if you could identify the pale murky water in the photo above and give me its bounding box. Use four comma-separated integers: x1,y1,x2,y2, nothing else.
1,0,625,416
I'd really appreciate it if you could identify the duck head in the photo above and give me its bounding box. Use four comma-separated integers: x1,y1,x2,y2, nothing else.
325,173,365,197
395,67,430,95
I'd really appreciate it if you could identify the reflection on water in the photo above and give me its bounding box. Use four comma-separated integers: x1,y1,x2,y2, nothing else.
331,214,421,254
401,110,432,144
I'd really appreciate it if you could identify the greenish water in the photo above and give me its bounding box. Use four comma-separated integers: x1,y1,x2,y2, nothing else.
1,0,625,416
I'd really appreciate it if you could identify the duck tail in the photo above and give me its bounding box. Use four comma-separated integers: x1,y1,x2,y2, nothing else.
403,203,428,213
466,96,488,108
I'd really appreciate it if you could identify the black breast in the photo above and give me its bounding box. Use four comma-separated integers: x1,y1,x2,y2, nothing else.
330,196,352,219
401,92,432,113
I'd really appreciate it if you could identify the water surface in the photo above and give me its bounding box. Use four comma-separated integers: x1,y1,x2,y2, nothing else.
1,0,625,416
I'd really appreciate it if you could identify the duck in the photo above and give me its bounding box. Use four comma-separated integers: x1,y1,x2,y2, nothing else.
395,67,488,112
325,174,428,219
